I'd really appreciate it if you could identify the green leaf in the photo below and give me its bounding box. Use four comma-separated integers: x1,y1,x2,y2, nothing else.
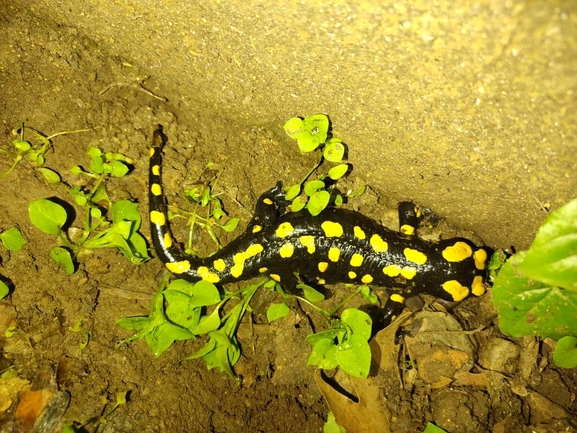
341,308,372,341
0,227,27,251
266,302,291,322
334,194,343,207
191,307,221,334
297,283,325,303
0,281,9,300
304,180,325,196
328,164,349,180
168,279,196,296
308,338,338,370
423,423,448,433
553,336,577,368
324,412,347,433
91,183,110,204
305,329,343,346
12,139,31,151
360,286,379,304
189,281,221,307
291,196,307,212
164,291,200,328
116,316,151,331
70,165,83,175
336,334,371,378
126,232,150,262
285,184,301,201
61,424,76,433
111,160,129,177
283,117,304,139
145,321,194,357
323,138,345,163
297,130,322,153
112,200,142,229
50,247,75,274
348,185,366,198
29,199,68,235
183,339,217,361
492,252,577,341
307,190,331,216
39,167,61,184
518,198,577,291
89,154,104,174
221,218,240,233
302,114,329,144
87,147,102,158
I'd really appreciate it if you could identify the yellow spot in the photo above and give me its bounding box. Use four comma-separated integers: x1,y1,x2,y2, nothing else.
166,260,191,274
473,249,488,270
400,267,417,279
321,221,344,238
152,165,160,175
276,222,294,238
318,262,328,273
348,271,357,279
354,226,366,240
361,274,373,284
472,276,486,296
318,278,326,284
370,234,388,252
252,225,262,233
230,263,243,278
442,280,470,301
415,207,422,218
404,248,427,265
259,267,268,273
328,247,340,262
442,241,473,262
280,242,295,258
149,147,155,157
213,259,226,272
350,253,364,267
390,294,405,304
383,265,402,277
163,232,173,248
263,198,273,205
151,183,162,196
245,244,264,257
230,244,264,277
150,211,166,226
270,273,281,282
299,236,316,254
197,266,220,283
400,224,415,235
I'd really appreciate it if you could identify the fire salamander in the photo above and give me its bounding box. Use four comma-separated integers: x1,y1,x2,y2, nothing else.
149,126,492,327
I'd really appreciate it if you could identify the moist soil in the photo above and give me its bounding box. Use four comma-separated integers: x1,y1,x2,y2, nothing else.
1,6,576,433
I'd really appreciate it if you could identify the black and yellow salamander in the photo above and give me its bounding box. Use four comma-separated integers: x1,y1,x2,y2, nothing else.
149,125,492,327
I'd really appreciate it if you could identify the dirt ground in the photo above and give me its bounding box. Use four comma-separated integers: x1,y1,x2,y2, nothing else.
1,5,576,433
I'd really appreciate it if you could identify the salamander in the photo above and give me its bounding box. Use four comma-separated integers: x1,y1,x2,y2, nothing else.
149,125,492,327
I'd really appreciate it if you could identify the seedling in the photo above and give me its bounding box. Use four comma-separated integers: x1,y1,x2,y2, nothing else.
61,391,128,432
0,121,89,182
492,197,577,368
28,147,149,274
283,114,364,215
169,171,240,256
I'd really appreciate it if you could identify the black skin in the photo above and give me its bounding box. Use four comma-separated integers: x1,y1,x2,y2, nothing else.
149,125,493,329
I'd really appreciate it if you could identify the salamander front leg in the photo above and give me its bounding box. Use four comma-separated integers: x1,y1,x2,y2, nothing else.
398,202,421,236
246,181,288,233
